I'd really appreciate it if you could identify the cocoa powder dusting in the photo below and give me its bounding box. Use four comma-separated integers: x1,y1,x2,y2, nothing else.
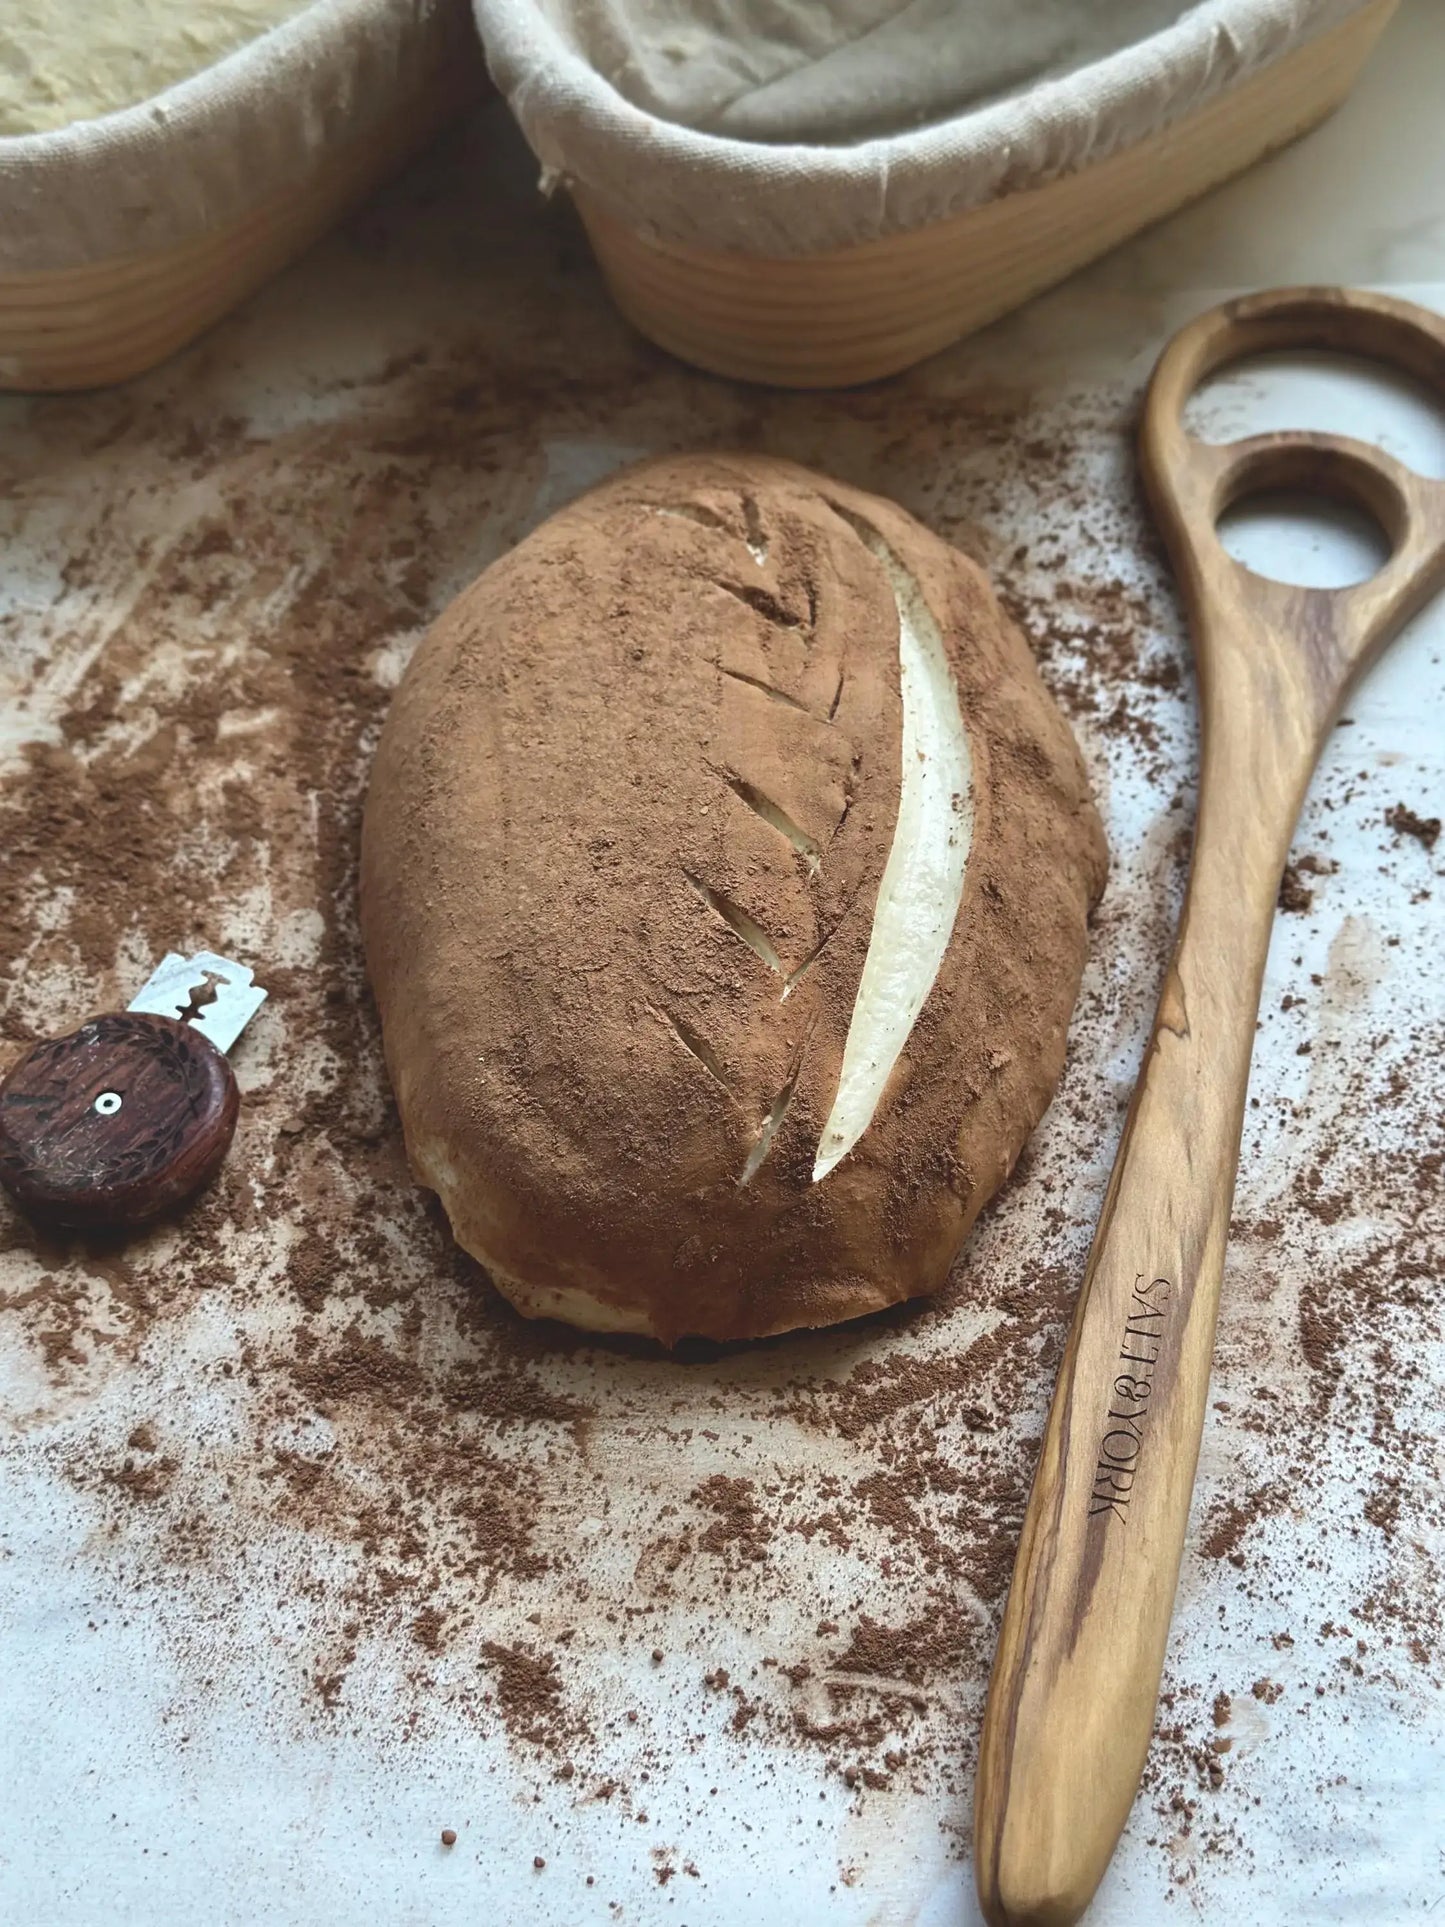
0,99,1441,1911
1385,801,1440,850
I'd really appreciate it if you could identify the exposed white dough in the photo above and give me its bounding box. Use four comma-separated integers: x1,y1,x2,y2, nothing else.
652,503,767,568
486,1273,657,1336
812,528,973,1182
414,1135,658,1334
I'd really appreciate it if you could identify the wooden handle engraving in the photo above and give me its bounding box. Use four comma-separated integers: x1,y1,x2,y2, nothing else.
1085,1271,1172,1525
0,1012,238,1230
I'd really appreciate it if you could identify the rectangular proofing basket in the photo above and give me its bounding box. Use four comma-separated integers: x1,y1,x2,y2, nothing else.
0,0,486,393
477,0,1397,387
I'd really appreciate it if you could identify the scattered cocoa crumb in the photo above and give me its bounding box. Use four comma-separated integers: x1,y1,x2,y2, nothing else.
412,1606,445,1655
834,1614,974,1689
480,1641,589,1753
1386,802,1440,849
101,1454,178,1504
692,1475,770,1564
1296,852,1337,878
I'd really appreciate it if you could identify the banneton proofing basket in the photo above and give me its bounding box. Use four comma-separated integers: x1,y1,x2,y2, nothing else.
477,0,1397,388
0,0,486,392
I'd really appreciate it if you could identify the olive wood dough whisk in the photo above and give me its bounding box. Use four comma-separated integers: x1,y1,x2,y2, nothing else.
974,286,1445,1927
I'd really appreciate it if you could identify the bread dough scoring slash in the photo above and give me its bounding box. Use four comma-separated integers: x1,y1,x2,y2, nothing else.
361,454,1107,1344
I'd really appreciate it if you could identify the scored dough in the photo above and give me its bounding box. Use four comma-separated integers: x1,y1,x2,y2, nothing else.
812,513,974,1183
361,453,1108,1344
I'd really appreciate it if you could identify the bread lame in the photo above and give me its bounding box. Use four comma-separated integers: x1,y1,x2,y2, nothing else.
0,950,267,1230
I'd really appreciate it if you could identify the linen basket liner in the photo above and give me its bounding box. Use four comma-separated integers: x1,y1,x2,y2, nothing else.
476,0,1370,257
0,0,475,275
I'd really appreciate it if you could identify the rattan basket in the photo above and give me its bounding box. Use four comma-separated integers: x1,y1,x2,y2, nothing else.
480,0,1396,388
0,0,486,393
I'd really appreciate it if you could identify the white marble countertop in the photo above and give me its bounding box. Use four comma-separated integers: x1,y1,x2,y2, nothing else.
1,5,1442,1924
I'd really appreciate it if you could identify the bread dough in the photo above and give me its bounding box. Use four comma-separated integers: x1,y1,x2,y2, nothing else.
0,0,309,136
361,454,1108,1344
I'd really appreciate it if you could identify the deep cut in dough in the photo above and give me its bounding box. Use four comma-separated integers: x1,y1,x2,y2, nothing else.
361,454,1107,1343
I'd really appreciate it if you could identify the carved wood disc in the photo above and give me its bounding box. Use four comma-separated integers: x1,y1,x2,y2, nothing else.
0,1012,239,1229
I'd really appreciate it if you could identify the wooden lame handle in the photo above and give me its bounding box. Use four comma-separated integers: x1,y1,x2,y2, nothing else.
0,1012,238,1230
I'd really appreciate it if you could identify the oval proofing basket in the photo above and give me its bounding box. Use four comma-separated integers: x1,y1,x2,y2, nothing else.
0,0,486,393
479,0,1397,388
